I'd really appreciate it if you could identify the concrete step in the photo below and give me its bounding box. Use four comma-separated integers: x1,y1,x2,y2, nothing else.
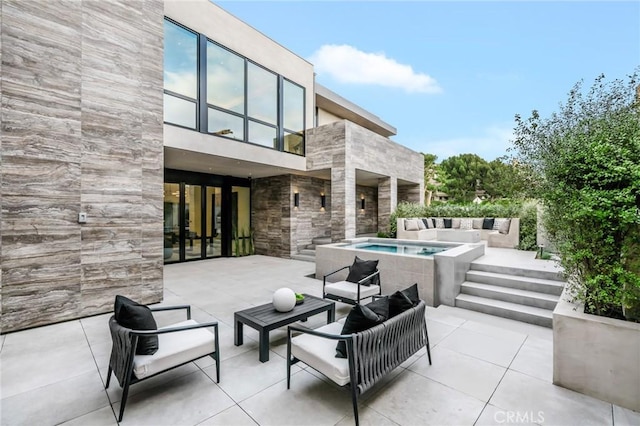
455,294,553,328
306,244,317,250
291,253,315,263
312,237,332,246
299,249,316,257
460,281,559,310
470,262,564,282
465,270,565,296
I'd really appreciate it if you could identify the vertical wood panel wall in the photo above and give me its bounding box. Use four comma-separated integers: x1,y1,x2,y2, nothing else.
0,0,164,333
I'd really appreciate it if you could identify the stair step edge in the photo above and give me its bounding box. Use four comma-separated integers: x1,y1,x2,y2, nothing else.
461,281,560,302
455,294,553,318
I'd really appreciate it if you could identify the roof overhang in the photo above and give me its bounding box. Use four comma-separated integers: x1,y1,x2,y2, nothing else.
315,83,397,137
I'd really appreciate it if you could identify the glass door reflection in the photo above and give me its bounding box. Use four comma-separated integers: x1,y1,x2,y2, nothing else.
185,184,203,260
206,186,222,257
163,183,180,263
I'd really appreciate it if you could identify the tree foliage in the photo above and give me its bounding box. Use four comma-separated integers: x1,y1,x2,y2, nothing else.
422,153,439,204
484,157,535,200
439,153,489,202
511,71,640,319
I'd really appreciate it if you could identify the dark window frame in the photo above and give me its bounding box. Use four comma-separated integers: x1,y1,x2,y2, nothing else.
163,18,200,131
163,17,306,156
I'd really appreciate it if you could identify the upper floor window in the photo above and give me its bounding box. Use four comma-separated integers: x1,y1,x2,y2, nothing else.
247,63,277,125
283,79,304,155
163,18,306,155
164,20,198,129
207,42,244,114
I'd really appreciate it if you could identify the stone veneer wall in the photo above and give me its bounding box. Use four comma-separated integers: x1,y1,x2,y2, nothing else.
398,184,422,204
252,175,332,257
291,176,331,251
307,120,423,241
0,0,164,333
356,185,378,235
251,175,292,258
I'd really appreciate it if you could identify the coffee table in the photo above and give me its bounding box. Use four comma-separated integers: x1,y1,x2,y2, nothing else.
234,294,336,362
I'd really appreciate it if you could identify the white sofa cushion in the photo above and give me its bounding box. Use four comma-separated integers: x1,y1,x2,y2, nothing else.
460,218,473,230
291,322,350,386
404,219,420,231
324,281,381,300
133,320,216,380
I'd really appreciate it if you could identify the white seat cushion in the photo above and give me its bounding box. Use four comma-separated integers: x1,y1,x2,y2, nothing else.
291,322,350,386
133,320,216,380
325,281,380,300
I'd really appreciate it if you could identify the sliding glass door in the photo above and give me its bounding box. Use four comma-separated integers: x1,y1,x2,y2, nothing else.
164,170,249,263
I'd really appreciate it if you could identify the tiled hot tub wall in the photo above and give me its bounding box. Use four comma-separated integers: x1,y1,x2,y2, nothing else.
315,238,484,307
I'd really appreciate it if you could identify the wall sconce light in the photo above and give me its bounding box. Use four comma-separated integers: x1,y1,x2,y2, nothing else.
360,196,365,210
320,193,326,209
294,192,299,208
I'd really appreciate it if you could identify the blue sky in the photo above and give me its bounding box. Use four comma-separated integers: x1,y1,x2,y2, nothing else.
217,1,639,162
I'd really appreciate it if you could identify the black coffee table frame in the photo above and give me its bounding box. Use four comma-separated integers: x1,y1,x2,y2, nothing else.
234,294,336,362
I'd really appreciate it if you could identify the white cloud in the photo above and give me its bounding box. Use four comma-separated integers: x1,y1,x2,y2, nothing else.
308,44,442,94
422,125,514,161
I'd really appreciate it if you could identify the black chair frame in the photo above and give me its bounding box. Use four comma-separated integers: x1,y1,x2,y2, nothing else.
322,266,381,305
105,305,220,422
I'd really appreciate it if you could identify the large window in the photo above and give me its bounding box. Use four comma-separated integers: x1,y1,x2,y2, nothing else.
164,20,198,129
207,42,245,141
163,18,306,155
283,79,305,155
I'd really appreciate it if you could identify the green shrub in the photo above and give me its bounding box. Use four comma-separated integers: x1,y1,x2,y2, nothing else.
516,200,538,251
512,72,640,319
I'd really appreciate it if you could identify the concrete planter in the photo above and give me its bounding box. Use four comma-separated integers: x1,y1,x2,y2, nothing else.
553,287,640,411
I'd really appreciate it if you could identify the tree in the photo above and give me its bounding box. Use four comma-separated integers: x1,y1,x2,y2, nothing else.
484,156,535,200
511,71,640,319
422,153,438,205
439,153,489,202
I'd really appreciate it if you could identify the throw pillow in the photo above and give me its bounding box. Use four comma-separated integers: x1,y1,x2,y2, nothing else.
482,218,495,230
472,218,483,229
416,218,427,230
401,283,420,305
365,296,390,321
423,218,435,229
460,218,473,230
444,218,452,229
389,291,414,317
434,218,445,229
497,218,511,234
452,218,461,229
336,304,385,358
114,295,159,355
346,256,379,286
404,219,419,231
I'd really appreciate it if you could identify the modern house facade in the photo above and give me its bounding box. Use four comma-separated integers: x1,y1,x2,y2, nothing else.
0,0,424,333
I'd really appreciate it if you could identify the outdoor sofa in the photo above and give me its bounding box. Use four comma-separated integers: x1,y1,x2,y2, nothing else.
397,217,520,248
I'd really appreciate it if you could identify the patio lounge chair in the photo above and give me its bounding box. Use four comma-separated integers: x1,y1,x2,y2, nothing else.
106,300,220,421
323,256,382,305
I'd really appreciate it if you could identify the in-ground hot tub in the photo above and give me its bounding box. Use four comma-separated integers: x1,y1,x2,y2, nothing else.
341,241,454,256
316,237,485,307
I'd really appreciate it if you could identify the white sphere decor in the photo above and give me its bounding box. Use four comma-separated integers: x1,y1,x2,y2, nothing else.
272,287,296,312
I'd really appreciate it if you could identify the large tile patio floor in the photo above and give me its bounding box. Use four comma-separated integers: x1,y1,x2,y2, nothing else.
1,255,639,425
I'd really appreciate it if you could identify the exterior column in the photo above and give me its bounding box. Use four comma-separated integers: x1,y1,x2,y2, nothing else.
378,176,397,234
331,167,356,241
